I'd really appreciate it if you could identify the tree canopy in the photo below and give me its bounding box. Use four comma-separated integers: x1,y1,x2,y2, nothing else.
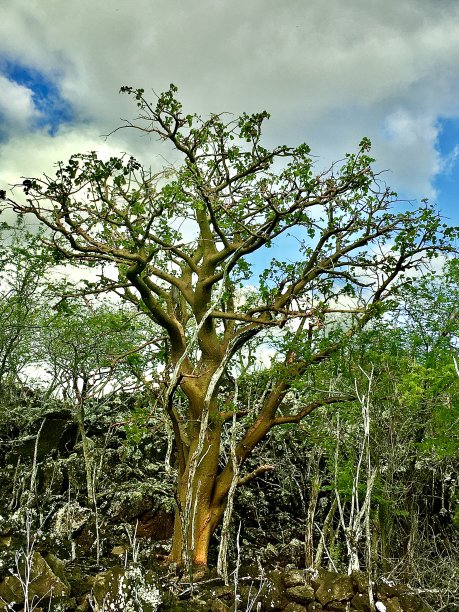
1,84,457,569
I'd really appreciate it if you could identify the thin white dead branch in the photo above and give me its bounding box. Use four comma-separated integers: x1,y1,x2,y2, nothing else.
334,365,377,611
217,379,240,583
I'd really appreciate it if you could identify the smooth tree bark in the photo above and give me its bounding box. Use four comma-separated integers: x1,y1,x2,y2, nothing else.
1,84,456,569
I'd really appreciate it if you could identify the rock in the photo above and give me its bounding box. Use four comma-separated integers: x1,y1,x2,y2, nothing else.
0,551,70,607
48,596,77,611
53,501,91,537
376,578,404,599
91,563,162,611
208,584,233,600
65,452,88,490
351,592,372,611
307,603,324,611
210,599,230,612
263,570,287,610
284,569,309,588
103,482,174,540
40,458,67,495
310,569,337,591
351,570,370,593
286,585,316,604
315,574,355,606
374,582,430,611
74,592,93,612
7,411,77,461
65,564,95,598
261,542,279,564
326,602,348,611
44,553,70,590
384,598,402,612
397,592,431,612
284,603,308,612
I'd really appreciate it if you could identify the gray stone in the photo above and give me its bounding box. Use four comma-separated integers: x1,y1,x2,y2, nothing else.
210,599,229,612
376,579,405,599
53,501,91,537
315,574,355,606
0,551,70,607
286,585,315,604
385,598,403,612
351,592,372,611
326,602,348,611
284,569,308,588
397,592,431,612
91,564,162,611
351,570,370,593
8,411,76,461
284,603,308,612
311,569,337,591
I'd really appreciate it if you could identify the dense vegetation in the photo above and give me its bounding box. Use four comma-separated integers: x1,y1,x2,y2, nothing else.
0,87,458,610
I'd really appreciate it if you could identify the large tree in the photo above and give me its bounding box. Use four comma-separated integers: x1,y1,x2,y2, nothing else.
1,85,455,570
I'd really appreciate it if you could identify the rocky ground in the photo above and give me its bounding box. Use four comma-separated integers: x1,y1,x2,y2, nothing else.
0,392,435,611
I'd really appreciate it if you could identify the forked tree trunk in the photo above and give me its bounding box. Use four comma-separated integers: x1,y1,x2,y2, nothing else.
168,423,226,570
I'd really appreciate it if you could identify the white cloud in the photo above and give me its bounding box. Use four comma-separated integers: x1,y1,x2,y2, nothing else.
383,109,437,148
440,144,459,176
0,125,132,187
0,75,38,129
1,0,459,201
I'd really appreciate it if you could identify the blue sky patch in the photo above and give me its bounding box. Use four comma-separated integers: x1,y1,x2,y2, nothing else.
434,117,459,221
1,58,73,134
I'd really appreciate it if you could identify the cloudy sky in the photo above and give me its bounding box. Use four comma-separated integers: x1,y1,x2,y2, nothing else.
1,0,459,223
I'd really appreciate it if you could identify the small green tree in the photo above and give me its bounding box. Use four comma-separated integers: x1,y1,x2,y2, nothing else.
2,84,456,569
0,218,50,396
38,299,152,505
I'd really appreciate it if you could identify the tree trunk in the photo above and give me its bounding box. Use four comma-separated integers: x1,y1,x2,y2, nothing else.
168,422,226,572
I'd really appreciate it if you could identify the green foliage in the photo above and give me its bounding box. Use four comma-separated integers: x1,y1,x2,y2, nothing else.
1,83,458,580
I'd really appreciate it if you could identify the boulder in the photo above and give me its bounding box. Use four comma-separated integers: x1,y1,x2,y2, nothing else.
351,592,373,611
315,574,355,606
286,585,316,604
284,603,308,612
397,592,431,612
91,563,162,611
376,578,404,599
284,569,309,588
48,596,77,611
307,603,324,611
102,481,174,540
384,598,403,612
209,599,230,612
53,501,91,537
311,569,337,591
0,551,70,607
351,571,370,593
7,411,77,461
326,602,348,611
263,569,287,609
